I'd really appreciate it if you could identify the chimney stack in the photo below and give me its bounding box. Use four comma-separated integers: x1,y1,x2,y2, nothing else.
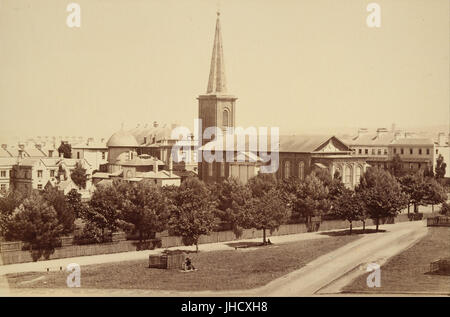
376,128,388,138
1,144,6,150
438,132,446,146
153,121,159,128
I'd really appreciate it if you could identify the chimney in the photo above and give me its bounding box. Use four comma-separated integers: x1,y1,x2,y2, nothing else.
153,121,159,128
394,131,402,141
35,144,42,150
438,132,446,146
153,159,159,173
1,144,6,150
87,137,94,146
18,143,25,150
357,128,368,138
18,149,24,159
376,128,388,138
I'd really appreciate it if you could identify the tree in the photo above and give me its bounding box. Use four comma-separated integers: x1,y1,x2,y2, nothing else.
440,202,450,215
41,186,75,234
423,178,447,212
332,188,364,234
71,162,87,189
435,154,447,179
357,168,409,231
6,192,63,261
211,178,253,238
391,154,404,178
58,142,72,159
292,175,331,228
169,178,216,252
247,188,290,244
66,188,85,219
117,181,171,242
247,173,278,198
0,189,28,237
85,181,123,240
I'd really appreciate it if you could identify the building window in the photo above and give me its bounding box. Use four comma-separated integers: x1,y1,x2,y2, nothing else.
0,184,6,191
401,148,404,155
419,149,422,155
358,149,362,154
394,148,397,154
298,162,304,180
436,149,438,154
426,149,430,155
284,161,291,179
50,170,55,177
356,166,362,185
223,109,229,127
208,163,213,177
37,170,43,178
371,149,375,155
220,162,225,177
102,152,106,160
377,149,381,155
77,152,81,159
37,184,43,190
48,150,53,157
0,171,6,178
365,149,368,154
384,149,387,155
409,148,413,154
344,165,352,185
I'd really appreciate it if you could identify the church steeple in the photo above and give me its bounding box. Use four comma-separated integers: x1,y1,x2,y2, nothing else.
206,12,227,94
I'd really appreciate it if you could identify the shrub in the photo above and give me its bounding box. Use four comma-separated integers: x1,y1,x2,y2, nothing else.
440,202,450,215
73,222,111,245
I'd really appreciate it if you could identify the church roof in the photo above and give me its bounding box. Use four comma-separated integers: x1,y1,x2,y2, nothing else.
206,12,227,94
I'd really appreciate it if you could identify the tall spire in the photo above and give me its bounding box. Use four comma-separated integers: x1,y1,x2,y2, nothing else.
206,12,227,94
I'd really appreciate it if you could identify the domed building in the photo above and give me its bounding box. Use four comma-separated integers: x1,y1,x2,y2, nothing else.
106,129,139,173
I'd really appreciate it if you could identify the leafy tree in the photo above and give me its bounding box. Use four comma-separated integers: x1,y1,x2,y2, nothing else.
247,173,278,198
169,177,216,252
0,189,28,236
58,142,72,159
247,188,290,244
292,174,331,227
423,178,447,212
66,188,85,219
6,192,63,261
41,186,75,234
332,188,365,234
357,168,409,231
85,181,123,240
211,178,253,238
435,154,447,179
71,162,87,189
116,181,171,242
391,154,404,177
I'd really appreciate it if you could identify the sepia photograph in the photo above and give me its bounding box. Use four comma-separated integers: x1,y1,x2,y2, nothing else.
0,0,449,305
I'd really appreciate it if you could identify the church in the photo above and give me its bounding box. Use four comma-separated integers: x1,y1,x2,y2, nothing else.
197,13,368,188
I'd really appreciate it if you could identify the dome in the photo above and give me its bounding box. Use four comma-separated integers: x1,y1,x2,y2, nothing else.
106,130,139,147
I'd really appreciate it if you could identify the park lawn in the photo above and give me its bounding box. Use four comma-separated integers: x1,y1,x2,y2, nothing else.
342,227,450,295
7,235,360,291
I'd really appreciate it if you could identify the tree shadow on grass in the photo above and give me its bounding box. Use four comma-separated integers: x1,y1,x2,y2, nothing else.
225,241,270,249
162,249,198,255
320,229,387,237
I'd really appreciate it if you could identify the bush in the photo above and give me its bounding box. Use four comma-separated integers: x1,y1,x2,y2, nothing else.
408,213,423,221
133,239,162,251
440,202,450,215
73,223,111,245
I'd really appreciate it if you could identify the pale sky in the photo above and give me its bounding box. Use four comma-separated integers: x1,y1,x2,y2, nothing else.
0,0,448,140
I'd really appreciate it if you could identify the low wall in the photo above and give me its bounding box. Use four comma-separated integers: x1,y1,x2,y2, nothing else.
0,213,416,266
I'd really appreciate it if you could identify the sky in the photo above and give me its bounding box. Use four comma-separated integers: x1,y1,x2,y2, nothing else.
0,0,448,140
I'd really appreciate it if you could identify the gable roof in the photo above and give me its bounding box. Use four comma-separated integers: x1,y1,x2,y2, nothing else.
390,138,434,146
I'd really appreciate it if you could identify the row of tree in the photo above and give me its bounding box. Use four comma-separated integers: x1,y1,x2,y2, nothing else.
0,165,447,260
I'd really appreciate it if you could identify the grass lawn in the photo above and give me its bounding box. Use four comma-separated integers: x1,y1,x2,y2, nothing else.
7,235,360,291
342,227,450,294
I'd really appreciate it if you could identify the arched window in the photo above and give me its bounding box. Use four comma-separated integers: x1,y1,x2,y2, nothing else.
223,109,229,127
355,166,362,185
344,165,352,185
298,161,304,180
284,161,291,179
